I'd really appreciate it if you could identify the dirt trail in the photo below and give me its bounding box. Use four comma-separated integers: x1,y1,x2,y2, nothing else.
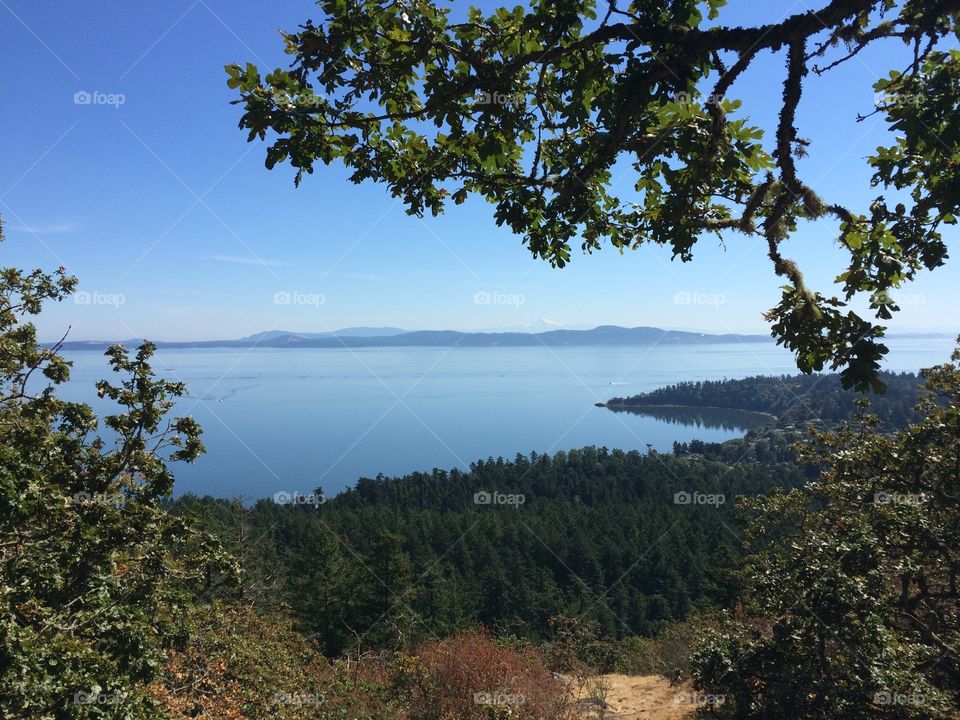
570,674,699,719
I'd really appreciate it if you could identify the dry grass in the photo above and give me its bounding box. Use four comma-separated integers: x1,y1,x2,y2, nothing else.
568,674,700,720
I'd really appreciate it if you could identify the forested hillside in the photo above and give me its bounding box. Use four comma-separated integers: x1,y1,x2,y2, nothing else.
604,372,923,426
173,448,810,655
172,372,932,658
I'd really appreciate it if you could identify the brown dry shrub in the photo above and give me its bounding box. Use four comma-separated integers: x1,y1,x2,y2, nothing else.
148,602,398,719
403,629,574,720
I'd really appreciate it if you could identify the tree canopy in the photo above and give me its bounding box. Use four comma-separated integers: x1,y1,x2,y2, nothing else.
174,446,809,653
692,350,960,718
227,0,960,392
0,218,230,717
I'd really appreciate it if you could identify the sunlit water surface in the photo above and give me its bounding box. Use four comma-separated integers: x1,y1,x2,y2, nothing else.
56,337,955,499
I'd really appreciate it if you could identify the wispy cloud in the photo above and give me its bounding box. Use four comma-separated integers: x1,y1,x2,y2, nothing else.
211,254,291,267
8,221,80,235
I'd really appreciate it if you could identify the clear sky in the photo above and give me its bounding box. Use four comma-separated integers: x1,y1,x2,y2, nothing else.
2,0,956,342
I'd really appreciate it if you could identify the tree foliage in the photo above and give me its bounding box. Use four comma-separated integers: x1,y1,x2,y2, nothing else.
0,219,229,718
228,0,959,391
691,348,960,718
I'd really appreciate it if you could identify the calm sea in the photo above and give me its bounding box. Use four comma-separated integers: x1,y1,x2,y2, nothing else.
56,337,956,500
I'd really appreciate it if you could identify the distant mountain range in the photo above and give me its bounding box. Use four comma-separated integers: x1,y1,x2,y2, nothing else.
239,327,406,342
55,325,772,350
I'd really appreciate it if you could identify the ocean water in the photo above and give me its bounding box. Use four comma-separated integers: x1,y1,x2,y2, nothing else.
55,336,956,500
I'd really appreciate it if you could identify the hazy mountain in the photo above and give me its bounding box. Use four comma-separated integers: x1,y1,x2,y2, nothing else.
57,325,771,350
240,327,405,342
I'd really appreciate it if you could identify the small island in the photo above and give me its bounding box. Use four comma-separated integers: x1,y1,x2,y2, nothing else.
598,372,924,428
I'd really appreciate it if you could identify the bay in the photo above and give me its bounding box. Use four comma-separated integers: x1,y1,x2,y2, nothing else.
56,336,956,500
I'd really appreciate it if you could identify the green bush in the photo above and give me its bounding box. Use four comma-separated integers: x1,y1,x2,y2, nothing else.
691,352,960,718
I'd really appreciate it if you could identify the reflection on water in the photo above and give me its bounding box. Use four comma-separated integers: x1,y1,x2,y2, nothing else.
605,404,773,432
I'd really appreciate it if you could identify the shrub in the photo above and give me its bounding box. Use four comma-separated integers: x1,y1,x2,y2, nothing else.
150,603,399,719
648,614,719,684
405,629,573,720
691,354,960,718
541,613,716,679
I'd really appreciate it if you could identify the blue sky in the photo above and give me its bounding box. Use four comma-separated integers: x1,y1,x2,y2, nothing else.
2,0,956,342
